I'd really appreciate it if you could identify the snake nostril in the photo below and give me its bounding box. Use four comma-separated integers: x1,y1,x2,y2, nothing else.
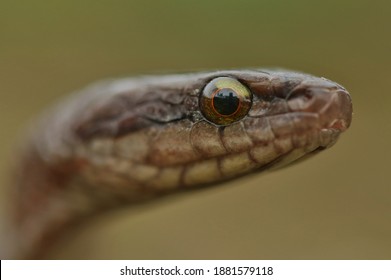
286,88,315,111
287,88,313,102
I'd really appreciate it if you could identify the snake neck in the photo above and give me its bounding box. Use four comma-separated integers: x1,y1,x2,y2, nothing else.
8,146,99,258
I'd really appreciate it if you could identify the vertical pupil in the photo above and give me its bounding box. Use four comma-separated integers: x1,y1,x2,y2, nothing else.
213,88,240,115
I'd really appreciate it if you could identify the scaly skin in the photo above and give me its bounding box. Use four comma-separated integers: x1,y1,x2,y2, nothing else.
3,69,352,258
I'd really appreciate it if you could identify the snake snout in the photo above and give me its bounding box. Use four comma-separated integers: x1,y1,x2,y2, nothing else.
314,87,353,148
320,88,353,133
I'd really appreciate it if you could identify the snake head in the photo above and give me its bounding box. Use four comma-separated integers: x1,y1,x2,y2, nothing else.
56,69,353,193
9,69,352,258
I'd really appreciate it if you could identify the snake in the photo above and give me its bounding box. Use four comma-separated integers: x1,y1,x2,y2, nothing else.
1,69,352,259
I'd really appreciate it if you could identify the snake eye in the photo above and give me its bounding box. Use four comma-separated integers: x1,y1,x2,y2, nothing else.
199,77,252,125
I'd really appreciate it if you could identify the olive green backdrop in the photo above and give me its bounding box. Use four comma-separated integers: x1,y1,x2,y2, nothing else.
1,0,390,259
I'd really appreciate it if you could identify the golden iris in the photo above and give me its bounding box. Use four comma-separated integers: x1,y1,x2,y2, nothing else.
199,77,252,125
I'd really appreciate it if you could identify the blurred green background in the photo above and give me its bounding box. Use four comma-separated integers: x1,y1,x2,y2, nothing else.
1,0,390,259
